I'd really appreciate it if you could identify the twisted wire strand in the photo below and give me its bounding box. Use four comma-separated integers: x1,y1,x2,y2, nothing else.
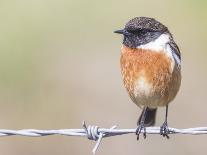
0,121,207,154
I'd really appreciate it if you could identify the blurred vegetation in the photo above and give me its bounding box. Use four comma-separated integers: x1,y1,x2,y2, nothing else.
0,0,207,155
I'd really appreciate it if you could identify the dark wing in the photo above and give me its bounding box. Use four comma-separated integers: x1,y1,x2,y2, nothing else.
168,40,181,68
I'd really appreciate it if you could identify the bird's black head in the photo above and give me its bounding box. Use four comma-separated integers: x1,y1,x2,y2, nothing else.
114,17,169,48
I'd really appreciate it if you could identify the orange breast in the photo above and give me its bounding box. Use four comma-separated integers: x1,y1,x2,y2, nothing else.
120,45,181,108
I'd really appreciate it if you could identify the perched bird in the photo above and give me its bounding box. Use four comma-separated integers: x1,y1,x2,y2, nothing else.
114,17,181,139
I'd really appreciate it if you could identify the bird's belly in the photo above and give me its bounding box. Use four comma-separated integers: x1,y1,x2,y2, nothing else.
120,46,181,108
132,75,171,108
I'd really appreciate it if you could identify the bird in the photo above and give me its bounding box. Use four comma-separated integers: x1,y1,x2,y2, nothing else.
114,17,181,139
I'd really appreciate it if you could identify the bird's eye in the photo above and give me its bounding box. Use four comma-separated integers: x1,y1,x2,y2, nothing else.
140,29,148,33
127,29,141,34
128,28,150,34
127,29,136,33
127,29,156,35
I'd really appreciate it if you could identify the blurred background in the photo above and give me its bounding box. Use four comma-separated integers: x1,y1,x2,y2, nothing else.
0,0,207,154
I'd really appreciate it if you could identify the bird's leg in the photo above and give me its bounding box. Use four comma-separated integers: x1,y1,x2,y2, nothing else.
136,107,147,140
160,105,170,139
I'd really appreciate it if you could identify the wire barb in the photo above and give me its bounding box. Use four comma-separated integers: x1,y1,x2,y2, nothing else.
82,121,117,154
0,122,207,154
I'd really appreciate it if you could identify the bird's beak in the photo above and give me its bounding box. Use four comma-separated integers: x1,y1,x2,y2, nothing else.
114,29,132,36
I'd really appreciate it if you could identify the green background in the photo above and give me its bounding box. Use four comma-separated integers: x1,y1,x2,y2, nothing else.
0,0,207,154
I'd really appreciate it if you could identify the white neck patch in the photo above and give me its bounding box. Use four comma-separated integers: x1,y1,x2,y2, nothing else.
137,33,175,72
137,33,170,51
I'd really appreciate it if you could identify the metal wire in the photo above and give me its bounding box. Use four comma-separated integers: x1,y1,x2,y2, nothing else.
1,121,207,154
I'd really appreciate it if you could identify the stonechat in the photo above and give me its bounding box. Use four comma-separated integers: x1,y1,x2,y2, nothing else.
114,17,181,139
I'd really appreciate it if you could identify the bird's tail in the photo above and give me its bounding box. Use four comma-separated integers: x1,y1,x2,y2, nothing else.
138,107,157,127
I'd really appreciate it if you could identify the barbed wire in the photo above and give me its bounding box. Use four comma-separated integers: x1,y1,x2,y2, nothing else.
1,121,207,154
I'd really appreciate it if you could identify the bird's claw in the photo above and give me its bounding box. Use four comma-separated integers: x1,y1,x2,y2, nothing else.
160,121,170,139
136,124,146,140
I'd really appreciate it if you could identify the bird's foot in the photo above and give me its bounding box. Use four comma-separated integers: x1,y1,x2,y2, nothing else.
136,124,146,140
160,121,170,139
